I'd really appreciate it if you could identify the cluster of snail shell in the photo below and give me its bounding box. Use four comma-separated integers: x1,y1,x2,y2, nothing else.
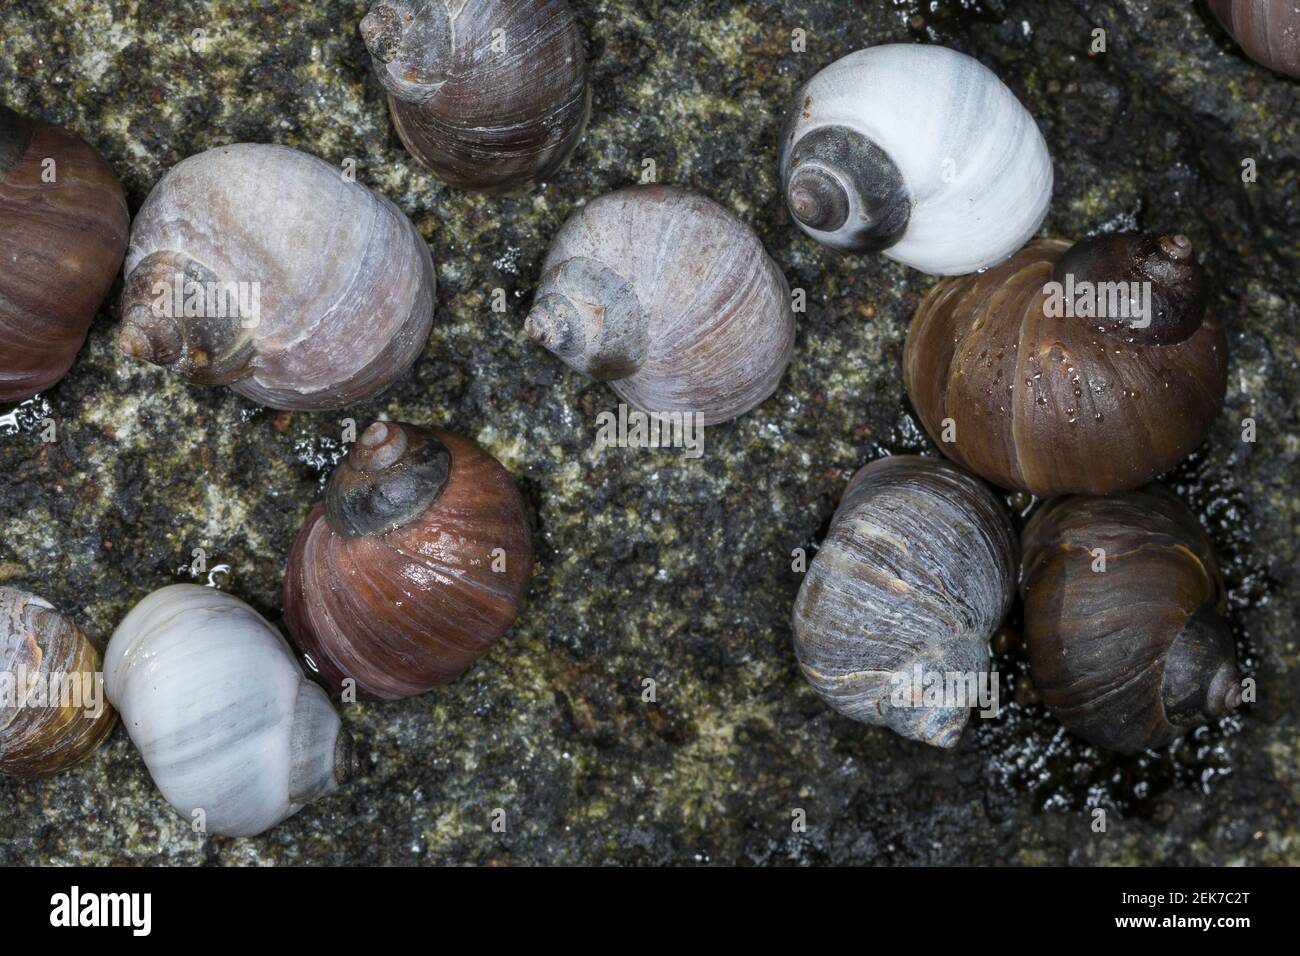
4,1,1281,832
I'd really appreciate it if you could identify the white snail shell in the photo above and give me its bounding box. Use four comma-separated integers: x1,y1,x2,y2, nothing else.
779,44,1053,275
525,185,796,425
116,144,436,410
105,585,353,837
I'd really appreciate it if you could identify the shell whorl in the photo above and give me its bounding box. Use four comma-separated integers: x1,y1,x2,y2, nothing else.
792,456,1016,748
526,186,795,425
779,44,1052,274
324,421,452,538
782,124,910,249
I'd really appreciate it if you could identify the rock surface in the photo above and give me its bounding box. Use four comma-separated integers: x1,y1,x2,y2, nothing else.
1,0,1296,865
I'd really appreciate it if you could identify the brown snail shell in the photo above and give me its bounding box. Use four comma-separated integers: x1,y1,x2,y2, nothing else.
361,0,591,194
116,144,435,411
792,456,1017,748
904,233,1227,497
0,106,129,402
284,421,533,700
1208,0,1300,78
525,185,796,425
1021,485,1241,753
0,587,117,777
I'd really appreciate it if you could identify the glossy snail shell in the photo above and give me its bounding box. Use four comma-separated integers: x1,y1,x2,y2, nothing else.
1021,485,1242,752
0,587,117,777
0,106,129,401
792,456,1016,748
105,584,354,837
361,0,591,193
904,233,1227,497
779,44,1052,275
116,143,435,410
1208,0,1300,78
284,421,533,700
525,185,796,425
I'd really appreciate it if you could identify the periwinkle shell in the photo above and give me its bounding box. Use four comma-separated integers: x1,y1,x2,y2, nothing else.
116,143,435,410
0,106,129,401
904,234,1227,496
1021,485,1242,753
525,185,796,425
1208,0,1300,78
284,421,533,700
0,587,117,777
792,456,1017,748
779,44,1052,275
361,0,591,193
105,584,354,837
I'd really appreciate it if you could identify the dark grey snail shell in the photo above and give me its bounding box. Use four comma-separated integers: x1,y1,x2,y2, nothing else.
792,456,1017,748
361,0,591,194
1021,485,1242,753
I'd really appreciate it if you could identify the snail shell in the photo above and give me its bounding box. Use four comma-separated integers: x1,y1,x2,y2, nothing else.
105,584,354,837
525,185,796,425
0,588,117,777
361,0,591,193
792,456,1016,748
1021,485,1241,752
0,106,129,401
116,143,435,410
779,44,1052,275
904,233,1227,497
284,421,533,700
1208,0,1300,78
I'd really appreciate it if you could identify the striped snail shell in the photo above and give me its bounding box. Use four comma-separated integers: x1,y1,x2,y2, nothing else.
284,421,533,700
792,456,1016,748
525,185,796,425
105,585,355,837
116,144,435,411
1021,485,1242,752
779,44,1053,275
1,587,117,777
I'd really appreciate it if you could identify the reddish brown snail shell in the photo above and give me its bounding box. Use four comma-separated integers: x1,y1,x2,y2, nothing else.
0,105,129,401
284,421,533,700
904,233,1228,497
